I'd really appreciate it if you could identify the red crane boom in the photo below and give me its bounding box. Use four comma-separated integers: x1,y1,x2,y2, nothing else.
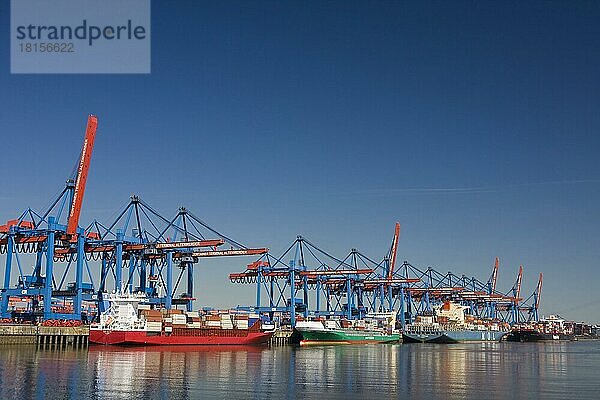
67,115,98,236
515,264,523,304
387,222,401,280
535,272,543,310
491,256,499,292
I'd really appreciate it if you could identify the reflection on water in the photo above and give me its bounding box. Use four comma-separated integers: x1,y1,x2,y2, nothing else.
1,342,599,399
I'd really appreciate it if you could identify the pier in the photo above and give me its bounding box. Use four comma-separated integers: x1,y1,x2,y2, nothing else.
0,324,89,347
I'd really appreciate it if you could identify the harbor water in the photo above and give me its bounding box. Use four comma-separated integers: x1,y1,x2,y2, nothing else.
1,341,599,399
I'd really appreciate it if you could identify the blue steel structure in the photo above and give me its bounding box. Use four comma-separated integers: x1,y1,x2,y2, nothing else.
0,195,267,321
0,116,267,321
1,116,544,324
1,115,98,320
231,224,545,328
0,184,98,319
230,236,377,327
87,196,267,314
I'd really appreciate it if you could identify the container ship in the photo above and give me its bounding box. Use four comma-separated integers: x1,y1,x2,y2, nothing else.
402,301,509,343
296,313,401,345
505,315,575,342
89,292,274,346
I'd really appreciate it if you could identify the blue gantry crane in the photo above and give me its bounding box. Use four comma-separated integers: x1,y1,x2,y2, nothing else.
0,116,544,325
1,115,98,320
0,116,267,322
230,223,544,328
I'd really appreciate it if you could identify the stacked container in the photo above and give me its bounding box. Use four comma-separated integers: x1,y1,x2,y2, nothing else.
205,315,221,328
220,314,234,329
141,309,163,332
234,314,249,330
186,311,202,328
164,316,173,332
146,321,162,332
171,313,187,328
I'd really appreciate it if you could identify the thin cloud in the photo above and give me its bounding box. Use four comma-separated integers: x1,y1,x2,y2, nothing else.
348,187,496,196
513,179,600,187
390,187,492,193
350,179,600,196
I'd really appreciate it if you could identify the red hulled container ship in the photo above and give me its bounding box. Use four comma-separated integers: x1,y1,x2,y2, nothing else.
89,292,274,346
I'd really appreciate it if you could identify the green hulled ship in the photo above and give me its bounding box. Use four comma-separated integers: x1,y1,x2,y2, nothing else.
298,327,401,344
296,314,401,345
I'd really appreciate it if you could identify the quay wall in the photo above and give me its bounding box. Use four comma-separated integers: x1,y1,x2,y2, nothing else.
0,324,89,347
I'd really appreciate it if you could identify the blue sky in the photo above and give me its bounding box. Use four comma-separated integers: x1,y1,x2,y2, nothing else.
1,1,599,321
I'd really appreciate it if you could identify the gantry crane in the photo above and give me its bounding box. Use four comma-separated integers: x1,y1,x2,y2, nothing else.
1,116,270,320
1,115,98,320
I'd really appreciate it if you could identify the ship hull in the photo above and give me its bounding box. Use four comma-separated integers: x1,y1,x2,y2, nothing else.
298,329,400,345
89,329,273,346
403,330,507,343
505,330,574,342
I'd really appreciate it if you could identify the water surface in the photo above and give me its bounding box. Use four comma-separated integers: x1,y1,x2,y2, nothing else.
1,341,599,399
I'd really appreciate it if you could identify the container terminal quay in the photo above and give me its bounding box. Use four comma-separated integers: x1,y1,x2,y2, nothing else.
1,116,597,346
